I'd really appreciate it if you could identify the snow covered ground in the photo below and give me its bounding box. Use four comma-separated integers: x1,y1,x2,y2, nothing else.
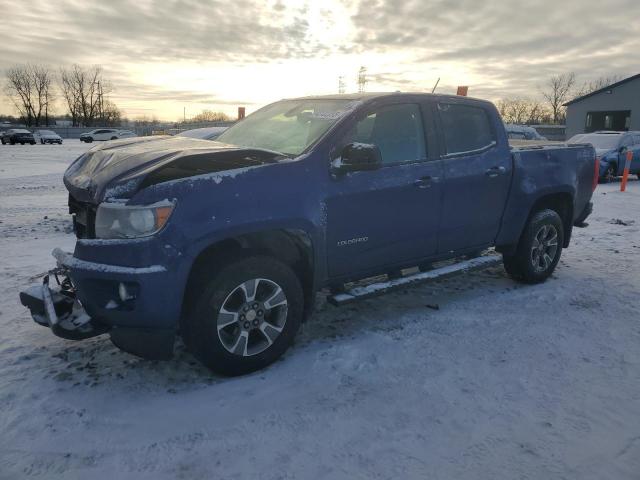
1,142,639,479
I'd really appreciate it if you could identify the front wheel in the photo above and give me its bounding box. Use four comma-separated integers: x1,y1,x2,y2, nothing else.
183,255,304,376
503,209,564,284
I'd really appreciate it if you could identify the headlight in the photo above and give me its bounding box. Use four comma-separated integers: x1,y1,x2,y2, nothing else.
95,201,175,239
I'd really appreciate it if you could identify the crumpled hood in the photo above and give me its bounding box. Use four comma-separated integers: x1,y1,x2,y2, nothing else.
63,136,284,203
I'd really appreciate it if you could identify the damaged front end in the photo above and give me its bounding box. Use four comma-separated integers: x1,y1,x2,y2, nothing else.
19,266,109,341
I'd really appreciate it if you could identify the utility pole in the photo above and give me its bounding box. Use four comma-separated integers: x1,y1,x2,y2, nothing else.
357,67,367,94
183,106,186,123
338,76,345,94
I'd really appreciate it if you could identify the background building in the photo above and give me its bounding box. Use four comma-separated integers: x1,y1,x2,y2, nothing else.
564,73,640,139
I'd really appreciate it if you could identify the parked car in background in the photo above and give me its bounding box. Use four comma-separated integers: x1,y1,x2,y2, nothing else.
20,93,596,376
504,124,548,141
1,129,36,145
80,129,137,143
176,126,228,140
568,131,640,183
34,129,63,144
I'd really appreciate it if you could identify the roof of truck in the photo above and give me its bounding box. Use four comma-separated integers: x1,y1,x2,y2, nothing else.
284,92,493,105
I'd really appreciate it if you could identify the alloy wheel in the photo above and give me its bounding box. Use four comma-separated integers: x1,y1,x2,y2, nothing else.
216,278,288,357
530,224,558,272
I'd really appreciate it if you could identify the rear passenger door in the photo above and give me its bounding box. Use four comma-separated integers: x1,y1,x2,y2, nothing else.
435,101,512,253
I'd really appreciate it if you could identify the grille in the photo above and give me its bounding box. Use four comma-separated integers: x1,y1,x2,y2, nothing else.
68,194,97,239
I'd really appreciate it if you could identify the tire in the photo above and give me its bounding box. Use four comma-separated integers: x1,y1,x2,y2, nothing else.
599,164,616,184
110,136,118,140
502,209,564,284
86,137,93,143
1,140,5,145
183,255,304,376
20,142,25,145
30,141,35,145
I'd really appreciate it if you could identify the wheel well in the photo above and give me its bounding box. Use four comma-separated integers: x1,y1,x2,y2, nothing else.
182,229,315,320
529,192,573,247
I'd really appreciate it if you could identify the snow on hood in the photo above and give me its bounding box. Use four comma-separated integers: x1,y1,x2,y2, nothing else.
63,135,285,203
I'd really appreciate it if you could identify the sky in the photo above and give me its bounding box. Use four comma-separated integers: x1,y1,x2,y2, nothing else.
1,0,639,121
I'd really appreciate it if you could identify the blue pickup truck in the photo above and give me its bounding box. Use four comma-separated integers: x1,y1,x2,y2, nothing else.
20,93,596,375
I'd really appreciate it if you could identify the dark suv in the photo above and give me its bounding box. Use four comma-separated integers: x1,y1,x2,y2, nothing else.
1,129,36,145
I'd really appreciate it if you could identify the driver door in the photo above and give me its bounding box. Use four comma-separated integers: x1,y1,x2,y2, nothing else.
325,101,443,279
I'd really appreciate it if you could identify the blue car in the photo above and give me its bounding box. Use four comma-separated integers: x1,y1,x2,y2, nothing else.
20,93,596,375
568,131,640,183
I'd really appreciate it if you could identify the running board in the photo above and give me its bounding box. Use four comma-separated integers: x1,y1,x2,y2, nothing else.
327,255,502,306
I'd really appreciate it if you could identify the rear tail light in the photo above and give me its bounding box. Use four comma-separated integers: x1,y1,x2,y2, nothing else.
592,156,600,191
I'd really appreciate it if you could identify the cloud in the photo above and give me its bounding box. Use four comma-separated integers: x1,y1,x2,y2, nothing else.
346,0,640,98
1,0,639,117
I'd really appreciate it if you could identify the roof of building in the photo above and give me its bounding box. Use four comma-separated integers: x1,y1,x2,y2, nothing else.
563,73,640,107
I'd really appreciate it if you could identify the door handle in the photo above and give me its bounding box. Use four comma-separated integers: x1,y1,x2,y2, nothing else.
413,176,438,188
485,166,506,178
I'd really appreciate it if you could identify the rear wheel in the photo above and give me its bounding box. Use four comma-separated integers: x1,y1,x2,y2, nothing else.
183,255,304,376
110,136,118,140
502,209,564,284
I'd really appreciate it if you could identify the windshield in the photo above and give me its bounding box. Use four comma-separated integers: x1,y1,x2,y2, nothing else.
216,99,358,156
569,133,620,150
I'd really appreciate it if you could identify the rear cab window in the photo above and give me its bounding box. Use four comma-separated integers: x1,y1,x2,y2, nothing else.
437,103,496,155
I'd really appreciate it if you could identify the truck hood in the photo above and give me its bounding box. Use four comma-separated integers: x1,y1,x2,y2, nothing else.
63,136,285,203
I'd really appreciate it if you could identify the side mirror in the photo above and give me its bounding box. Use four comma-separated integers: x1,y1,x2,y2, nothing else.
332,142,382,173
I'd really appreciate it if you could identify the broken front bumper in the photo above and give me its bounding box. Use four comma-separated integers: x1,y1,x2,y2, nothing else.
19,248,177,360
19,267,109,340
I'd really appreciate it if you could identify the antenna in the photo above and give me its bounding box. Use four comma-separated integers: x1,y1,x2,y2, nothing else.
431,77,440,94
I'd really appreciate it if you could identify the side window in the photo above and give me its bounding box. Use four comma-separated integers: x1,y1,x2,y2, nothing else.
438,103,496,155
344,104,426,165
621,136,633,148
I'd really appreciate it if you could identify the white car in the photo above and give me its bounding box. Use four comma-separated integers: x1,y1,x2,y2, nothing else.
118,130,137,138
34,129,63,144
79,129,137,143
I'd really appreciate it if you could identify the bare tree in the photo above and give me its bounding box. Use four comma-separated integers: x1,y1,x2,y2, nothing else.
4,64,55,126
59,65,114,126
541,73,576,124
575,75,623,98
497,98,552,125
191,110,231,122
101,100,122,126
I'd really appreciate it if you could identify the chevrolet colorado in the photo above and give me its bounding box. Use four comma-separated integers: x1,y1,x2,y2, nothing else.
20,93,597,376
